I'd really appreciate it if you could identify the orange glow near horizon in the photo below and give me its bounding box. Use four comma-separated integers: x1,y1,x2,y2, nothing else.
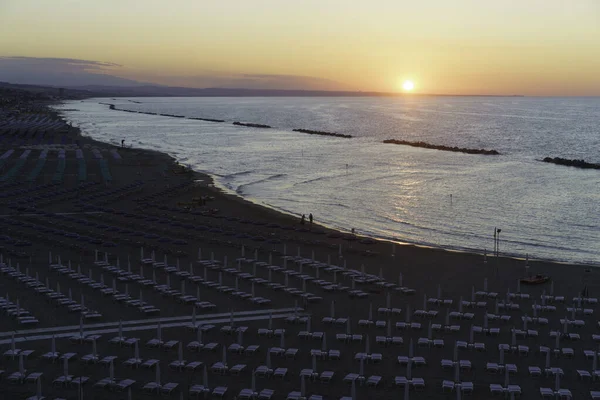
0,1,599,95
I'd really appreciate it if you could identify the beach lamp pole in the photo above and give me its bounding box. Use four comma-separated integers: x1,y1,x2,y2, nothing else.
496,228,502,257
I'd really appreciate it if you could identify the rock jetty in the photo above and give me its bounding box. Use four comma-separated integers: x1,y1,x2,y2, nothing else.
189,117,225,123
101,103,225,123
542,157,600,170
293,129,352,138
232,122,272,128
383,139,500,155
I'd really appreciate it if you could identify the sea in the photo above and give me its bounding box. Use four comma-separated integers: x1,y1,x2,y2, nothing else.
54,96,600,266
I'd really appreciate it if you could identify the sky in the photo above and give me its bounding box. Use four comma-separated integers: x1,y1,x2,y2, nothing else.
0,0,599,95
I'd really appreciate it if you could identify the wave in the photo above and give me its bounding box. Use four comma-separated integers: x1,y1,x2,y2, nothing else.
292,173,347,186
235,173,287,194
222,170,256,180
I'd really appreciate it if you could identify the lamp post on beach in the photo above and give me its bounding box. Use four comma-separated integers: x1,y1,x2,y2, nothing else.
496,229,501,257
493,228,502,257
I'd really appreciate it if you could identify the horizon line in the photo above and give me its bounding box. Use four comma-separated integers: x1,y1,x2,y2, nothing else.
3,81,600,98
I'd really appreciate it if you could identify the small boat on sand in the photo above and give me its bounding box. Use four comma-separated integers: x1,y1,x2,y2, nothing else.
520,275,550,285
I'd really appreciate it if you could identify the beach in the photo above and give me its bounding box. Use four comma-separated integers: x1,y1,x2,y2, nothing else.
0,94,599,399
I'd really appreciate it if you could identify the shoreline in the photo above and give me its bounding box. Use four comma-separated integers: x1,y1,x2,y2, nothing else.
54,101,599,270
54,100,599,269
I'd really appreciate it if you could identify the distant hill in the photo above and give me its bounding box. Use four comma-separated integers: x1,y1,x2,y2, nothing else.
0,81,94,99
67,85,395,97
0,81,524,99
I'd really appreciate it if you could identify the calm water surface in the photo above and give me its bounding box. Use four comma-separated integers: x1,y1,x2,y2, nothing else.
55,96,600,265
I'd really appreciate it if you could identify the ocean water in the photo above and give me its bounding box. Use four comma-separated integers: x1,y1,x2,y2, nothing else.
55,97,600,265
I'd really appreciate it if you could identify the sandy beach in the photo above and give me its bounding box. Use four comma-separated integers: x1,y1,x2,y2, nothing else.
0,96,599,399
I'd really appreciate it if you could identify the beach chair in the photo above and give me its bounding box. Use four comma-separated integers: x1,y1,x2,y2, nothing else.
230,364,246,375
211,362,228,375
25,372,43,383
143,382,161,394
255,365,272,377
160,382,179,395
490,384,504,395
185,361,203,371
212,386,228,398
442,380,455,392
239,389,256,400
460,382,474,394
285,348,299,359
162,340,179,350
190,385,210,398
114,379,135,391
286,391,302,400
245,345,260,355
411,378,425,390
93,377,115,389
142,359,159,369
60,352,77,362
99,356,118,366
71,376,89,387
53,375,74,387
258,389,275,400
367,375,382,387
273,368,288,379
320,371,334,383
577,370,592,380
508,385,521,396
460,360,472,371
529,366,542,376
203,342,219,352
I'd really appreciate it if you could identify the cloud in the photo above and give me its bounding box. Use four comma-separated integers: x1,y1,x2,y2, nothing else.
128,70,353,91
0,56,352,91
0,56,121,69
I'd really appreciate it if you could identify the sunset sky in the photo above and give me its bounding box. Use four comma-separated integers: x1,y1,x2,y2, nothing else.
1,0,599,95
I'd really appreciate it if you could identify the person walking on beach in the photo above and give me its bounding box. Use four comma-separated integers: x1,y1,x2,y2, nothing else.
309,213,313,224
121,139,125,148
300,214,305,225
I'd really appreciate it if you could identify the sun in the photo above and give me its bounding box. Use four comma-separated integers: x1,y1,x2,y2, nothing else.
402,80,415,92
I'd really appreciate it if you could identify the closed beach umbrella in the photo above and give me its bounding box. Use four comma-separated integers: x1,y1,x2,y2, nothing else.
268,311,273,330
156,362,161,386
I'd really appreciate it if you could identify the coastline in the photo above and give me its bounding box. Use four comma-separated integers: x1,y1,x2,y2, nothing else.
54,102,598,271
54,100,599,269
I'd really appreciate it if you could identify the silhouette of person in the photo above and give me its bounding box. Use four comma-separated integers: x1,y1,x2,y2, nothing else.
300,214,305,225
309,213,313,224
121,139,125,148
